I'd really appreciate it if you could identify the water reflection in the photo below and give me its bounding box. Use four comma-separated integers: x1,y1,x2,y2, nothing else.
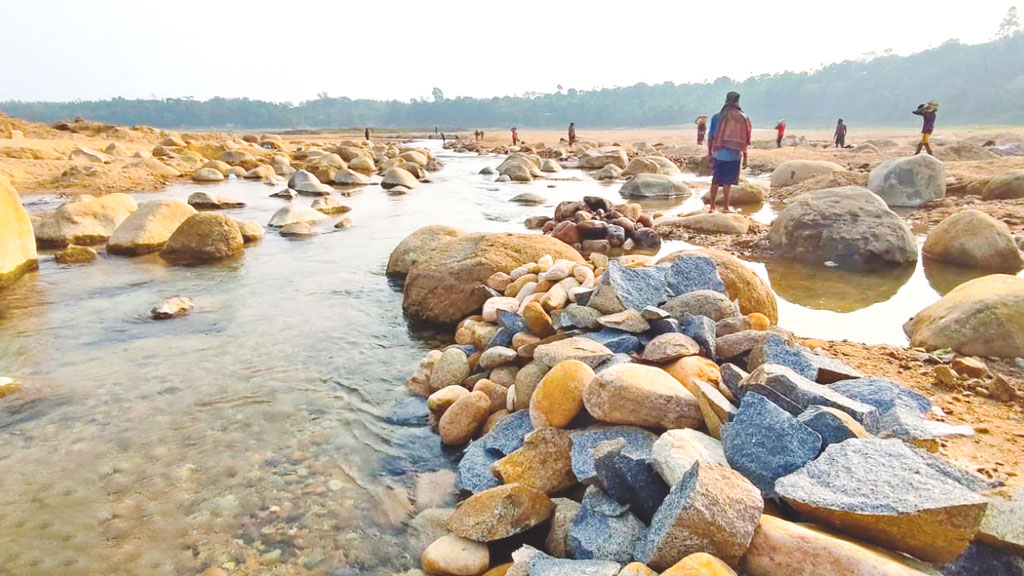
921,256,998,295
765,258,916,313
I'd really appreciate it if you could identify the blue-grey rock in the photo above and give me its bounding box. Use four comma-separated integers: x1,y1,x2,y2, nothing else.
568,486,646,563
719,363,748,401
528,557,622,576
830,377,932,416
583,328,641,355
481,409,533,455
590,260,671,313
681,313,717,359
802,350,863,383
551,304,602,331
775,438,990,564
942,542,1024,576
457,440,502,493
831,377,957,445
593,438,669,523
721,393,821,498
634,462,764,570
877,406,974,449
797,405,868,449
487,327,515,349
663,254,727,296
498,310,528,333
746,334,818,381
742,364,880,432
648,317,681,336
595,353,633,373
570,426,658,485
385,396,430,426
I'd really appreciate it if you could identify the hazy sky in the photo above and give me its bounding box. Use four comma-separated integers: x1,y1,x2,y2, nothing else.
0,0,1015,102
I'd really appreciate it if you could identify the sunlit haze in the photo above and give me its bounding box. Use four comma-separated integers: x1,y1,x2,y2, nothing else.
0,0,1015,103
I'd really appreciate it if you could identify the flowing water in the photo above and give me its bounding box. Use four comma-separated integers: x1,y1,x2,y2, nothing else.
0,141,1019,575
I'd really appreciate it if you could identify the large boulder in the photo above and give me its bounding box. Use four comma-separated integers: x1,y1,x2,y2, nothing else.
775,438,989,564
33,193,138,247
770,160,845,188
981,169,1024,200
397,229,584,324
659,248,778,324
267,204,329,228
655,213,751,235
867,155,946,207
768,186,917,269
619,174,691,199
700,182,766,206
387,225,465,277
382,167,419,190
108,199,197,255
579,147,628,170
582,363,703,430
159,212,244,265
923,210,1023,272
904,274,1024,357
0,176,38,287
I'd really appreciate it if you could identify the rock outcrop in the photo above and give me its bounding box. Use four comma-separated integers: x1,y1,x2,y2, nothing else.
0,176,38,287
108,199,197,255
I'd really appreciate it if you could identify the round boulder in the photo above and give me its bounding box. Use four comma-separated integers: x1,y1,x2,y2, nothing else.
981,169,1024,200
867,155,946,207
382,167,419,190
770,160,845,188
108,198,197,255
620,174,691,199
159,212,244,265
923,209,1023,272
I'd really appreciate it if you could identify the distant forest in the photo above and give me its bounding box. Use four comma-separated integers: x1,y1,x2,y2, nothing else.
2,33,1022,130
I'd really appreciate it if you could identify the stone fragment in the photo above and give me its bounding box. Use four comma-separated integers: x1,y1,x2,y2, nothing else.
493,427,576,494
681,314,717,359
583,364,702,430
583,329,641,355
641,333,700,363
545,498,581,558
652,429,728,487
742,364,879,432
598,310,651,333
746,335,818,381
569,486,646,563
150,296,195,319
534,337,614,369
797,405,869,449
594,438,669,523
570,426,658,485
447,484,554,542
663,254,727,296
941,541,1024,576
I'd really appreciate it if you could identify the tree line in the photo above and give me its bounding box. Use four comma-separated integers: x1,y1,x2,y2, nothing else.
2,33,1022,130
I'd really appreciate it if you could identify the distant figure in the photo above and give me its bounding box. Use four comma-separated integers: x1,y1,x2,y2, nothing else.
435,126,439,135
913,101,938,155
833,119,847,148
568,122,577,149
441,132,446,143
706,92,752,213
364,127,370,141
775,120,787,148
511,127,519,146
480,130,485,141
696,116,708,145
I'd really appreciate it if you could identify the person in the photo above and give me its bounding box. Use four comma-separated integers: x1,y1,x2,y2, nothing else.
568,122,576,149
696,116,708,145
441,132,446,143
833,119,847,148
913,101,938,155
706,91,752,212
511,127,519,146
774,120,786,148
480,130,485,141
364,127,370,141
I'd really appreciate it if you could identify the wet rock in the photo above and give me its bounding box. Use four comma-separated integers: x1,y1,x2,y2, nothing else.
107,199,197,255
387,396,430,427
159,212,243,265
652,429,728,487
447,483,554,542
588,261,670,314
541,159,562,173
431,348,471,392
438,391,492,445
192,167,225,182
310,196,351,215
868,154,946,207
797,405,869,449
150,296,195,320
743,514,936,576
383,167,420,190
54,244,97,264
620,174,690,199
288,169,333,195
570,426,658,485
776,438,989,564
428,385,471,415
458,441,502,494
583,363,702,430
904,274,1024,358
593,437,669,523
663,291,737,323
0,177,37,287
770,160,845,187
545,498,581,558
333,168,372,186
493,427,576,494
534,337,613,369
982,169,1024,200
33,193,138,248
529,359,594,428
280,221,316,237
421,534,490,576
511,193,546,205
721,393,821,498
580,147,628,170
681,313,717,359
236,219,265,243
267,204,329,227
641,333,700,363
270,188,297,199
635,463,763,570
569,486,646,563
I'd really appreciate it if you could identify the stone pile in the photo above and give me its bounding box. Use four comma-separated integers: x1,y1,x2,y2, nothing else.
394,240,1008,576
529,196,663,256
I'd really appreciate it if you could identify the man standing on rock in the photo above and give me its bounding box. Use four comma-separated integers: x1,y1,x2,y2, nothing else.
511,127,519,146
706,91,752,212
568,122,577,149
775,120,786,148
833,119,847,148
913,101,938,155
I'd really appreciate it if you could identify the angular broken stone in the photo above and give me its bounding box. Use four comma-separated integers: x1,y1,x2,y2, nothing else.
551,304,602,331
652,429,729,488
978,487,1024,555
746,334,818,381
570,426,658,485
681,313,717,359
641,332,701,363
941,541,1024,576
802,349,863,383
529,556,622,576
534,337,614,369
447,483,554,542
692,380,736,439
594,438,669,523
634,463,763,570
582,329,641,355
797,405,869,449
569,486,646,563
545,498,581,558
458,411,534,493
742,364,879,432
715,330,775,361
597,309,651,333
493,427,576,495
774,438,989,564
663,254,727,296
587,261,670,314
721,393,821,498
719,363,748,401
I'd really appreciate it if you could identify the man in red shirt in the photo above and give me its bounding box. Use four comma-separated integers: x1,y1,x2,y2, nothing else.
775,120,786,148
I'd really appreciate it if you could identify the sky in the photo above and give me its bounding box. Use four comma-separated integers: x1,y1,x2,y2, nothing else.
0,0,1015,103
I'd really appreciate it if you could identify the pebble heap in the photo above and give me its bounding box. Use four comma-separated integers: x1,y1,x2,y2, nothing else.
403,249,1006,576
528,196,663,256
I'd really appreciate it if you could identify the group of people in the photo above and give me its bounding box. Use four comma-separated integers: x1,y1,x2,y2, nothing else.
473,130,485,141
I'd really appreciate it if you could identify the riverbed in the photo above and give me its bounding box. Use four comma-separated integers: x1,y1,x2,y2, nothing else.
0,140,1018,575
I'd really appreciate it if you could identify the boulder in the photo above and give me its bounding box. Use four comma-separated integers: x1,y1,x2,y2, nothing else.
659,249,778,324
288,169,335,196
447,483,554,542
348,156,376,175
541,159,562,173
595,164,623,181
981,169,1024,200
244,164,277,180
623,157,662,176
54,244,97,264
192,167,225,182
923,210,1023,272
768,186,918,269
634,463,764,570
151,296,195,320
333,168,372,186
529,359,595,428
398,229,584,325
741,364,879,431
188,192,245,210
387,225,464,277
69,146,112,163
743,515,936,576
158,212,244,265
579,148,628,170
583,363,703,430
904,274,1024,357
383,167,420,190
652,429,728,487
770,160,845,188
493,427,576,494
700,182,767,205
867,155,946,207
655,213,751,235
267,204,329,228
721,393,821,498
310,196,351,215
619,174,691,199
569,486,646,563
0,176,38,287
108,199,197,255
775,438,989,564
421,535,490,576
33,193,138,247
